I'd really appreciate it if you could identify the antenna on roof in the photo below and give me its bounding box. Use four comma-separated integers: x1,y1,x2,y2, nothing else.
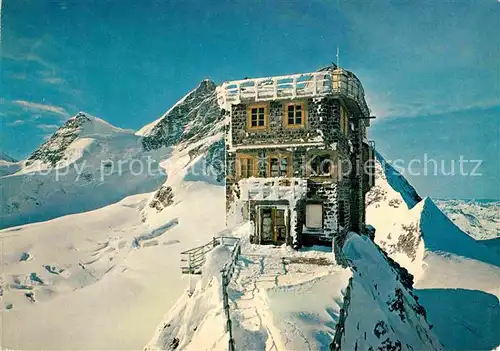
336,46,340,70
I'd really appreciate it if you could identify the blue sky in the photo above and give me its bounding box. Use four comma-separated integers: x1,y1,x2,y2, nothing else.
1,0,498,199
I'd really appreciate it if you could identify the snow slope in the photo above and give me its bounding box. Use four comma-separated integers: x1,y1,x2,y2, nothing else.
0,140,226,350
148,227,445,351
147,223,352,351
434,199,499,240
367,153,500,350
0,82,227,350
0,112,167,229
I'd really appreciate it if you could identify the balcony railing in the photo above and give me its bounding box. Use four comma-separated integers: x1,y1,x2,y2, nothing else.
238,177,308,201
216,69,369,117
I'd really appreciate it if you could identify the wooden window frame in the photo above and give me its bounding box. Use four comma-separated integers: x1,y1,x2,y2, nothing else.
267,152,292,178
236,153,257,179
284,102,306,128
247,104,268,131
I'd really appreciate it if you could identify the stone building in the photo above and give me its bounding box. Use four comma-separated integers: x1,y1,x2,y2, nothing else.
216,65,375,254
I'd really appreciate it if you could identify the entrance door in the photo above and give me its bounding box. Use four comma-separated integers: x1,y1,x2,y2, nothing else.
274,209,286,243
260,207,287,244
261,208,274,242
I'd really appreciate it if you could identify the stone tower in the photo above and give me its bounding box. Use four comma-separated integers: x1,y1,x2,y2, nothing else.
216,65,375,261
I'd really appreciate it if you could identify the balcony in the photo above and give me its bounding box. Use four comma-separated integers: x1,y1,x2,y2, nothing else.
238,177,307,201
216,69,370,117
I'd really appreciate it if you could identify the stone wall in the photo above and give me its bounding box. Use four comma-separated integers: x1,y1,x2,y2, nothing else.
230,97,351,153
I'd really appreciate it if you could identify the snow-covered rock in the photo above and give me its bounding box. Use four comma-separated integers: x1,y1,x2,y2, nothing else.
333,233,443,351
138,79,222,151
137,79,225,213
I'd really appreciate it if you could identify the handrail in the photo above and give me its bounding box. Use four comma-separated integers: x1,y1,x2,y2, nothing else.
220,239,242,351
179,236,242,350
180,236,240,274
216,69,370,117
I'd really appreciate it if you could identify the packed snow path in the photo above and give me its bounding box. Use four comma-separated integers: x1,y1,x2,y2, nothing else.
227,246,351,351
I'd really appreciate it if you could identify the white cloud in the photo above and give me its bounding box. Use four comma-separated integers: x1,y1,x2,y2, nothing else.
13,100,69,118
36,124,59,131
7,120,26,126
43,77,65,85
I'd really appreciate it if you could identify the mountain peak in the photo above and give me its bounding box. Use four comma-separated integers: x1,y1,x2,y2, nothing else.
197,79,216,91
27,112,126,167
137,80,222,150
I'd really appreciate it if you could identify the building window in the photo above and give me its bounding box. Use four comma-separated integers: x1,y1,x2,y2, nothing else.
307,151,338,179
285,103,305,127
340,105,349,136
309,154,334,177
268,154,290,177
236,154,256,178
306,203,323,229
248,105,268,130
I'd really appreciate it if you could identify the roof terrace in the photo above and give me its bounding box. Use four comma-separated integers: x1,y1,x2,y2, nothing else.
216,69,370,117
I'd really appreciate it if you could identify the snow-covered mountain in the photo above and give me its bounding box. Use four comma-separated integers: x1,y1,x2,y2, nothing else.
434,199,499,240
366,153,500,350
137,79,221,146
0,152,18,162
0,152,22,177
137,79,225,185
0,81,227,350
136,79,225,218
0,112,167,229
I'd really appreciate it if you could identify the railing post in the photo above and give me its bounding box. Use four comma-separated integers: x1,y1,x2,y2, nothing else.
293,77,297,98
273,78,278,99
313,73,317,95
255,80,259,101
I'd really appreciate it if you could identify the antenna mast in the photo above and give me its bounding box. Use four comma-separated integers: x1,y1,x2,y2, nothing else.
336,46,340,69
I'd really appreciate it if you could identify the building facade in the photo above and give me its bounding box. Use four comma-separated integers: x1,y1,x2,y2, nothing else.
216,66,375,257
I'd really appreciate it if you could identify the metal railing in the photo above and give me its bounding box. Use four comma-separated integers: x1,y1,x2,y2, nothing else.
216,69,370,117
180,236,240,274
220,239,242,351
180,236,242,350
238,177,308,201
